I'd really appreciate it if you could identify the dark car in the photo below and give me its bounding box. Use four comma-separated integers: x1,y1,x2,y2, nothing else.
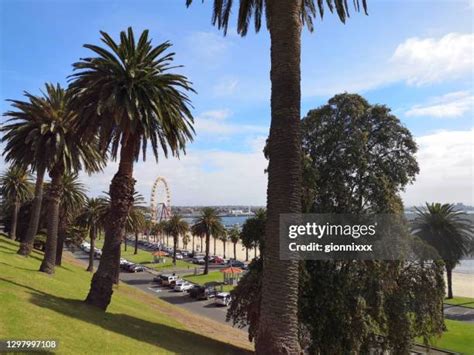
195,283,218,300
188,285,202,298
129,264,146,273
227,260,247,269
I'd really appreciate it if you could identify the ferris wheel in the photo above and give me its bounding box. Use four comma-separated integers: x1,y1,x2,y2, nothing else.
150,177,172,223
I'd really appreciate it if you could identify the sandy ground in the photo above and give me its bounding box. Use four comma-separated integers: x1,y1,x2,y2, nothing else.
450,272,474,298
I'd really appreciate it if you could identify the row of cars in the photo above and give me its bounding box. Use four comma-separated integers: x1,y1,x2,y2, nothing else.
120,258,147,273
153,274,231,306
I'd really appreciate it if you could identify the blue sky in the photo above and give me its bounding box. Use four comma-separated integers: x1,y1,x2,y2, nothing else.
1,0,473,206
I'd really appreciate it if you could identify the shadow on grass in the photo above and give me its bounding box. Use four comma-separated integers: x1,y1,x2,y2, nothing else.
0,277,251,354
0,260,39,272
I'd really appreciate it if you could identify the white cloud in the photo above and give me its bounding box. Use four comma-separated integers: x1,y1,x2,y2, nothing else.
391,33,474,86
212,77,239,96
80,140,268,206
186,31,230,63
302,32,473,98
403,129,474,206
194,109,268,136
405,91,474,118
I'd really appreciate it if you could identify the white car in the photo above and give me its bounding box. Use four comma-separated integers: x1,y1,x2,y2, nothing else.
174,281,194,292
175,253,184,260
214,292,231,306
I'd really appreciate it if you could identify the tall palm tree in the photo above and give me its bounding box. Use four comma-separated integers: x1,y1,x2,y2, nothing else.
228,226,240,260
166,215,189,265
185,1,367,351
412,203,473,299
219,230,228,259
182,233,191,251
69,28,195,310
56,172,87,266
76,197,108,272
191,208,224,274
0,166,33,240
2,84,102,274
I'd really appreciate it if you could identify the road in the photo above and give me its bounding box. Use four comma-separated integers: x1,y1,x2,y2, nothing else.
69,248,237,326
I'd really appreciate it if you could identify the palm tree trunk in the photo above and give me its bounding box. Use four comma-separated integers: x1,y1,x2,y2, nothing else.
256,1,302,353
223,240,226,259
9,197,20,240
213,236,216,256
233,242,237,260
254,247,257,259
40,169,63,274
172,234,177,266
204,232,210,275
446,265,454,299
124,237,127,251
192,235,195,254
134,232,138,255
87,226,96,272
85,137,136,310
18,165,46,256
245,248,249,261
55,212,67,266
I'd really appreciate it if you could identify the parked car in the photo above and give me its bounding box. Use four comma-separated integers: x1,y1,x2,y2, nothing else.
169,278,183,288
161,274,178,286
214,292,231,306
174,281,194,292
129,264,146,273
188,285,202,298
227,260,247,269
175,253,184,260
210,256,225,264
192,256,205,265
195,284,218,300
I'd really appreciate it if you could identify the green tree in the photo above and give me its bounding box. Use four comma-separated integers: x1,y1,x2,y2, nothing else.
192,208,224,274
228,93,445,352
55,172,87,266
219,230,228,259
228,226,240,260
76,197,108,272
165,215,189,265
185,2,367,350
0,166,33,240
2,84,102,275
69,28,195,310
412,203,473,299
240,209,265,258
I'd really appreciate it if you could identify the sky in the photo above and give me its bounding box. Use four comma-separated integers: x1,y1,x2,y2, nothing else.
0,0,473,207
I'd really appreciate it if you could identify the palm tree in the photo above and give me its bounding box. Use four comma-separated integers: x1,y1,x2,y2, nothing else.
228,226,240,260
191,208,224,274
412,203,473,299
69,28,195,310
185,1,367,351
76,197,108,272
0,166,33,240
182,233,191,251
56,172,87,266
2,84,102,274
166,215,189,265
219,230,228,259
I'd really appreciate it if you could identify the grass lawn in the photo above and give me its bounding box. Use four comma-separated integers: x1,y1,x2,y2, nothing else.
184,271,235,292
0,236,251,354
445,296,474,309
93,238,194,271
424,319,474,354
